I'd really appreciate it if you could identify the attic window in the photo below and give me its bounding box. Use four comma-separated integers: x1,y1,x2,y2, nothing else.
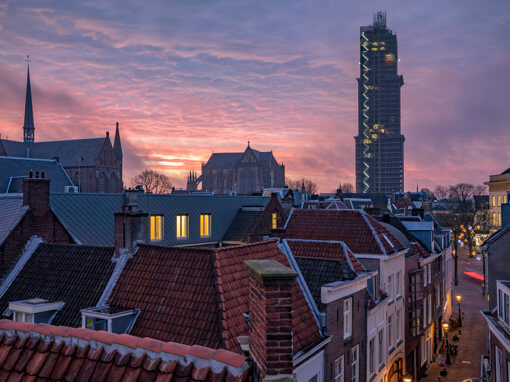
150,215,163,241
200,213,211,238
81,306,139,334
9,298,63,324
176,214,189,239
272,212,278,229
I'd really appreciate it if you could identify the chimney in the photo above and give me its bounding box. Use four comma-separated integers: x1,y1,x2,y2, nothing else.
23,171,50,217
335,188,343,200
382,212,391,223
244,260,297,381
411,208,424,219
114,209,149,258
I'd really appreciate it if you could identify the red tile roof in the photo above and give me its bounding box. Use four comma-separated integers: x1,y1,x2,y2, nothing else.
285,209,404,254
411,242,430,258
285,239,365,273
0,320,250,381
108,241,321,356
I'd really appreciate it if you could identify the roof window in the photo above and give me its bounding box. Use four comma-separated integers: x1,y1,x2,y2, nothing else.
8,298,63,324
80,305,139,334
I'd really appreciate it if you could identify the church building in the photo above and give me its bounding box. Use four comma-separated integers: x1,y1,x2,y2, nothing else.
0,63,123,193
192,143,285,195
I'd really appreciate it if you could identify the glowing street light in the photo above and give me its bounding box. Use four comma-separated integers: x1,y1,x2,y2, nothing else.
456,294,463,327
403,376,413,382
442,322,451,365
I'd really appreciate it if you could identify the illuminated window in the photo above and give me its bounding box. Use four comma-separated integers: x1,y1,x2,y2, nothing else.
504,195,507,204
498,196,502,207
200,213,211,238
150,215,163,241
176,214,188,239
493,213,497,225
272,212,278,229
493,196,496,207
499,213,502,227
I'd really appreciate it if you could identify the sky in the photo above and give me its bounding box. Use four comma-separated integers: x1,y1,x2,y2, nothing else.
0,0,508,193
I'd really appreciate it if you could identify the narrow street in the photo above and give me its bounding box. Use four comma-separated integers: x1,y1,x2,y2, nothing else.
423,247,488,382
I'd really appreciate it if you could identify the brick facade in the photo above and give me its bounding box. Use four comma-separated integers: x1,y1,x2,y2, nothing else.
324,288,368,382
248,194,288,242
0,176,74,280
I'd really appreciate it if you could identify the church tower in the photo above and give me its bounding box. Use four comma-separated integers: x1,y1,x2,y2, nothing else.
23,57,35,144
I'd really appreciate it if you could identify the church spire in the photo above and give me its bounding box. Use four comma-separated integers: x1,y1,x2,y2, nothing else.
23,56,35,143
113,122,122,160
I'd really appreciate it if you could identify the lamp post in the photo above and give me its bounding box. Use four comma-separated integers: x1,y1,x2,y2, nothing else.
456,294,462,327
403,376,413,382
443,322,451,365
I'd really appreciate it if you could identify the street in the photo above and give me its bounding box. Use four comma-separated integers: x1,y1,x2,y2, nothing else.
423,247,487,382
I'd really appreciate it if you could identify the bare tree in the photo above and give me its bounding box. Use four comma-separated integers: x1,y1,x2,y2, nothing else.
339,182,354,193
286,177,318,194
433,185,449,201
304,179,318,195
131,169,173,194
432,183,488,285
285,177,301,189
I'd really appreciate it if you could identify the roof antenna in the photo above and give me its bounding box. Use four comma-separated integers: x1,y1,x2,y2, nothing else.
26,55,31,70
247,140,250,147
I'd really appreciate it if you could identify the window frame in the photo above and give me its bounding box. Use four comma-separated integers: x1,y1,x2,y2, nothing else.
334,356,344,382
176,214,189,240
150,215,164,242
396,271,401,297
344,298,353,339
351,345,359,382
369,338,375,374
378,329,384,366
272,212,278,229
200,213,212,238
387,274,393,300
388,314,393,350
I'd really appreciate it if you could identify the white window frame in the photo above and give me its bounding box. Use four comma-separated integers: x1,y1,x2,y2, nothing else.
200,213,211,238
496,346,503,382
335,356,344,382
396,271,401,297
13,311,34,323
428,264,432,284
388,314,393,349
388,275,393,300
176,214,189,240
378,329,384,366
344,298,352,339
351,345,359,382
396,308,401,342
428,294,432,323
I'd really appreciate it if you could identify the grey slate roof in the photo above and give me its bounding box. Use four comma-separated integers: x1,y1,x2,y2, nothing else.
222,210,262,242
0,243,116,327
204,149,274,168
0,138,107,167
0,197,29,246
50,193,270,246
294,256,356,311
0,156,73,193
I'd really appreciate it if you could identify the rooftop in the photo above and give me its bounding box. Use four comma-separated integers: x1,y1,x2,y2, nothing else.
0,320,249,381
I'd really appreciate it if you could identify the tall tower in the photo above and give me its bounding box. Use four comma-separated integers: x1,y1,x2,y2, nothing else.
355,12,404,193
23,57,35,144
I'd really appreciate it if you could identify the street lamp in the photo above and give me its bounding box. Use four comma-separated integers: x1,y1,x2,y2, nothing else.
403,376,413,382
456,294,462,327
443,322,451,365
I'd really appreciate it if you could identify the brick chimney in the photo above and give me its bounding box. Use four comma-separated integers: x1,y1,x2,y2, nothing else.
114,211,149,258
244,260,297,381
23,171,50,217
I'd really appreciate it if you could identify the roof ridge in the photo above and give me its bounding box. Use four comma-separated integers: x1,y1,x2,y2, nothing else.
0,320,249,372
361,212,387,255
215,239,279,252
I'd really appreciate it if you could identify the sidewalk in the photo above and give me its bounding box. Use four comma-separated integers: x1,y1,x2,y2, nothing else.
422,248,487,382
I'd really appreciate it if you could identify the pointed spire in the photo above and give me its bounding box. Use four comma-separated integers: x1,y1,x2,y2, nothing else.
23,55,35,143
113,122,123,160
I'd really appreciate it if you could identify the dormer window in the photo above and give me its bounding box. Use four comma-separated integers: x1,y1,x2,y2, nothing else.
272,212,278,229
81,306,139,334
150,215,164,241
9,298,63,324
200,213,211,238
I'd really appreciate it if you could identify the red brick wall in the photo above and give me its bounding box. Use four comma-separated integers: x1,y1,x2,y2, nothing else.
248,276,294,378
248,195,288,243
489,328,510,382
324,288,368,382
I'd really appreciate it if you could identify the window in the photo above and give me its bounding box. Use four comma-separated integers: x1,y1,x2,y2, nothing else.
428,294,432,323
200,213,211,238
498,195,502,207
493,195,496,207
428,265,431,284
396,309,401,342
388,315,393,349
369,338,375,374
309,375,319,382
334,356,344,382
344,298,352,339
504,195,508,204
176,214,188,239
499,213,502,227
272,212,278,229
150,215,163,241
388,275,393,300
505,294,509,325
496,346,503,382
378,329,384,365
351,345,359,382
493,212,497,226
424,265,427,286
499,290,504,318
396,271,401,297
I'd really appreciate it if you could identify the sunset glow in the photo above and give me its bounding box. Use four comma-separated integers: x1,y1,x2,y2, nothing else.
0,1,508,191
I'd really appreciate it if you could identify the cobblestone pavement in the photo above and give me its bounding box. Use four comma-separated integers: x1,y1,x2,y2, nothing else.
422,247,487,382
